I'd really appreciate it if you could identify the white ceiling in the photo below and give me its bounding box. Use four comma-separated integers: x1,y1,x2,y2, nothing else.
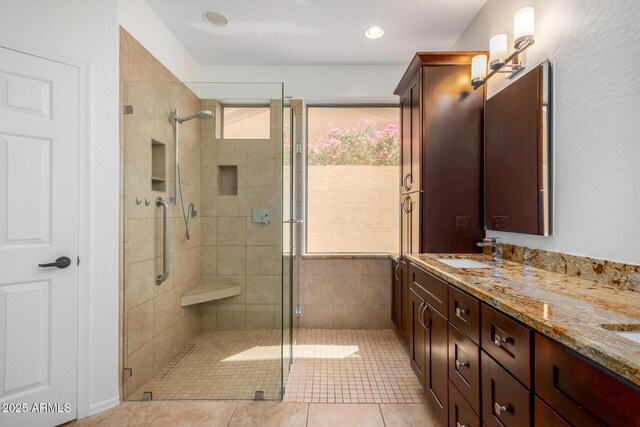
146,0,487,65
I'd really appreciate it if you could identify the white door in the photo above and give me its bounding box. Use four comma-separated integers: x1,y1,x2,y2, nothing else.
0,46,79,427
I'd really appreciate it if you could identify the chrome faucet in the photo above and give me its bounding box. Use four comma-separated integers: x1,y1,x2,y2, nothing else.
477,237,500,260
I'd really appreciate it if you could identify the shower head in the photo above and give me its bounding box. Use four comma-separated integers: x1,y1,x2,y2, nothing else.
171,109,214,123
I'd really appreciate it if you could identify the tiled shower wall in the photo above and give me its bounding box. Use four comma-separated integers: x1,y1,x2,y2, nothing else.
120,28,201,397
199,100,283,331
299,258,392,329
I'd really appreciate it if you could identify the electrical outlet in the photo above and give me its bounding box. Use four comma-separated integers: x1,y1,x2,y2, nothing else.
455,216,471,232
492,216,509,231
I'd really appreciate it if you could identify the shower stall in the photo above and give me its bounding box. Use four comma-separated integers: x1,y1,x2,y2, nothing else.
120,79,299,401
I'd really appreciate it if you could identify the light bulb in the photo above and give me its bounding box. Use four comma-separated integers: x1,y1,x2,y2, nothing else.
471,55,487,87
514,7,535,49
489,34,508,70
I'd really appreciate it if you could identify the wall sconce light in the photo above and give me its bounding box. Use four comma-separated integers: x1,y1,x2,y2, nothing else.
471,6,535,89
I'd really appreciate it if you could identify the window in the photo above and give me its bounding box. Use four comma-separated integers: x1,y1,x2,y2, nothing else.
223,107,270,139
306,106,400,253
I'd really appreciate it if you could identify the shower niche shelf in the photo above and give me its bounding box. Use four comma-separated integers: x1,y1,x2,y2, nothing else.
151,139,166,192
180,283,242,307
218,165,238,195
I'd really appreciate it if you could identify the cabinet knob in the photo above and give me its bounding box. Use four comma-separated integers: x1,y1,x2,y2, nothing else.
494,402,511,416
493,334,511,347
455,359,470,369
456,423,470,427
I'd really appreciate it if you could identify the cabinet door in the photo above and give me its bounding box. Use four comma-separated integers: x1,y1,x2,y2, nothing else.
409,287,426,388
410,78,421,192
391,261,401,328
425,304,449,426
400,195,410,255
400,260,409,340
400,92,412,193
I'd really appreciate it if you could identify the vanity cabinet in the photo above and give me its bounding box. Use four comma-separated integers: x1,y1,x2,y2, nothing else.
409,263,449,426
407,259,640,427
534,334,640,426
391,259,409,341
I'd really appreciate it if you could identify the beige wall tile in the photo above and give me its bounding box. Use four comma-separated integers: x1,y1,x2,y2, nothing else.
246,304,275,330
332,276,362,305
172,249,190,286
153,289,179,336
216,304,246,330
125,340,154,395
217,246,246,275
126,299,154,355
217,216,246,245
125,259,155,310
153,325,174,374
332,305,363,329
217,192,246,217
246,245,277,275
361,275,390,305
215,275,245,304
362,304,391,329
246,218,277,246
303,276,333,305
246,275,277,304
301,304,333,328
246,158,276,188
218,140,246,159
201,246,217,276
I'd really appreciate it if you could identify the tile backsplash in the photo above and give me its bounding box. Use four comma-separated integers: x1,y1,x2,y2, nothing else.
499,243,640,292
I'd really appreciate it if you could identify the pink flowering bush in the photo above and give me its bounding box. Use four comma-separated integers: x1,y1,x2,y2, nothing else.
308,119,399,166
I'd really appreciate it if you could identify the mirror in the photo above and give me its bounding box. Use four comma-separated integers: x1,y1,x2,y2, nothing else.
484,60,552,236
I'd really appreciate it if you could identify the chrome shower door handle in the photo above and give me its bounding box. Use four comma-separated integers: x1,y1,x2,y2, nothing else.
156,197,169,285
284,219,304,224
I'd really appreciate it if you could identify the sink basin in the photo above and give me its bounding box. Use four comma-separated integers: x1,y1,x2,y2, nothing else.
600,324,640,345
437,258,492,269
614,332,640,345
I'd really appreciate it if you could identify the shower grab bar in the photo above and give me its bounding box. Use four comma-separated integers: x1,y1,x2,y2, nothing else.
156,197,169,285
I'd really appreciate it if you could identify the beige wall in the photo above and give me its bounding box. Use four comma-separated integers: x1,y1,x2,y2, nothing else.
120,28,201,398
199,100,284,331
299,258,392,329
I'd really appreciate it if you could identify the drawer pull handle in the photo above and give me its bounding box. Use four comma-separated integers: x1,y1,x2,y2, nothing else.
394,264,401,280
493,334,512,347
456,423,470,427
494,402,511,416
455,307,470,321
455,359,470,369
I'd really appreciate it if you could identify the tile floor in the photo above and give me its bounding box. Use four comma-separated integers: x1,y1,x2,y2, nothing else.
284,329,426,403
86,328,432,426
127,330,283,400
72,401,440,427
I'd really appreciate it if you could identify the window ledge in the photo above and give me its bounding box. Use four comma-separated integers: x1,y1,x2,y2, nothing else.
302,253,390,260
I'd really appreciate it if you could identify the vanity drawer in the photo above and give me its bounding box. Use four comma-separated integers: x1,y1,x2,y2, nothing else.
534,397,570,427
409,263,448,316
534,334,640,427
481,304,531,387
448,286,480,343
481,352,531,427
448,324,480,414
449,380,480,427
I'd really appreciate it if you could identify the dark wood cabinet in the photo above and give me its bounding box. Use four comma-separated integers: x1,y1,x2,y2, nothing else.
481,304,532,388
481,351,531,427
448,286,480,344
534,334,640,427
425,304,448,426
395,52,485,256
448,324,480,414
449,380,481,427
409,287,427,388
534,397,570,427
406,261,640,427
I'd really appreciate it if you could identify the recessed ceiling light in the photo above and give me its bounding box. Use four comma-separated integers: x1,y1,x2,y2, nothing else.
365,26,384,39
203,11,228,27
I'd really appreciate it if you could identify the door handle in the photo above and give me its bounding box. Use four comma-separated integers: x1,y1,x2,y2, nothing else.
284,219,304,224
38,256,72,269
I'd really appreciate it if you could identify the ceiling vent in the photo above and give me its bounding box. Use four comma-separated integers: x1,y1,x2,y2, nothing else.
203,12,228,27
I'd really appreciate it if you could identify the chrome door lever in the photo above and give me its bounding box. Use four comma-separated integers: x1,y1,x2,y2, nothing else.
284,219,304,224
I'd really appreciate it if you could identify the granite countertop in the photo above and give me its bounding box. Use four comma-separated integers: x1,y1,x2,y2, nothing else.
406,253,640,386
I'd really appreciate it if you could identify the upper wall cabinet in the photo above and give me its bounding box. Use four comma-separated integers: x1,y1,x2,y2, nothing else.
484,60,552,236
